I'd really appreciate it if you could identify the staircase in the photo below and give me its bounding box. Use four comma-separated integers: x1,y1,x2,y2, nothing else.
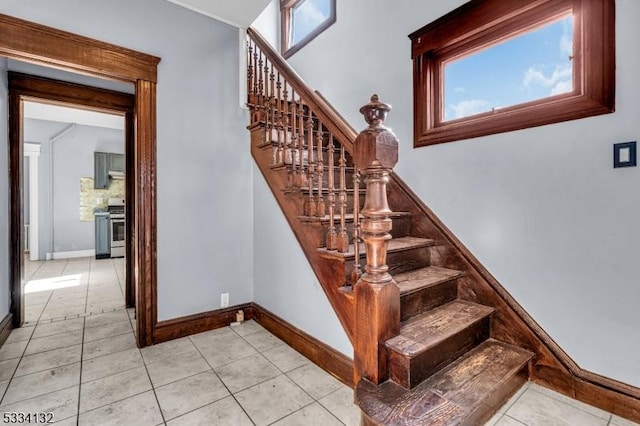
246,28,539,425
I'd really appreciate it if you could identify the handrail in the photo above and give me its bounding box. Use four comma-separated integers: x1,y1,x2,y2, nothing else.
247,28,357,151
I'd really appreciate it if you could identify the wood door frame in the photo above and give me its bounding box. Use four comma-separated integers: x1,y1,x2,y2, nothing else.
9,72,135,317
1,13,160,347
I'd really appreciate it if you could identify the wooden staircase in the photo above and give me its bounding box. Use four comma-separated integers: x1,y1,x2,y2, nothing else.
244,28,579,425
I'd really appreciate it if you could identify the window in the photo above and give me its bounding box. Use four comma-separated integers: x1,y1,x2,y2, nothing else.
409,0,615,147
281,0,336,59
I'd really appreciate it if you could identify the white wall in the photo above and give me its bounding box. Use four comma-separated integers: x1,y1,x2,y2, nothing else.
1,0,253,320
0,58,10,318
256,0,640,387
252,164,352,356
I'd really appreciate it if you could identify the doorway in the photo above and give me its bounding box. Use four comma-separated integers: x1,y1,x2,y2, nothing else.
9,73,135,327
0,13,160,347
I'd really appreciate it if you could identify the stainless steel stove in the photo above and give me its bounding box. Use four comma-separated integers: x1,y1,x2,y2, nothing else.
107,198,125,258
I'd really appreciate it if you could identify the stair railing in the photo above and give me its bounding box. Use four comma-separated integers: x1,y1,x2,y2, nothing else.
247,28,400,386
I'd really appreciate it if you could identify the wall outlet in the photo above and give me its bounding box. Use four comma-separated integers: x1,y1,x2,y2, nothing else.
220,292,229,308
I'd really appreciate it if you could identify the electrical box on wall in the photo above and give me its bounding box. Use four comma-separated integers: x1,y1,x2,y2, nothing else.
614,141,636,168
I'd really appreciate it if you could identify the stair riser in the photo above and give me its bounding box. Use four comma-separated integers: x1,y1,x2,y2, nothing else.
462,363,529,426
345,246,431,285
389,317,491,389
400,279,457,322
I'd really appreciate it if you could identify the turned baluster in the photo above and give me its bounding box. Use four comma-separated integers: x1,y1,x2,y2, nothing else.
353,95,400,386
283,82,292,165
253,43,259,104
304,112,316,216
326,135,338,250
290,88,298,188
269,64,277,164
247,41,254,101
352,170,362,282
276,72,284,164
316,123,325,217
336,144,349,252
257,51,264,119
296,101,307,188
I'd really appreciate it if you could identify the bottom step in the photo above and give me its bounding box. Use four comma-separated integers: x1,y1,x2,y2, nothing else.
356,339,533,426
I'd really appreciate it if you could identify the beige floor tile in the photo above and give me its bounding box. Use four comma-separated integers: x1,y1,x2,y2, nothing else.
230,319,266,337
78,390,163,426
0,386,79,424
0,340,28,361
155,370,229,420
2,363,80,405
611,415,640,426
52,415,78,425
243,329,285,352
485,411,505,426
80,366,151,413
506,388,608,426
236,375,314,426
5,326,34,344
32,318,84,339
0,358,20,381
25,330,83,356
214,353,281,393
15,344,82,377
273,402,343,426
319,385,361,426
262,344,310,373
195,334,257,368
44,295,86,309
498,383,528,414
145,349,211,387
188,327,238,349
287,362,343,399
166,395,253,426
495,415,527,425
84,310,129,328
81,347,144,383
83,319,132,342
528,382,611,419
40,305,86,321
82,332,137,360
141,337,198,365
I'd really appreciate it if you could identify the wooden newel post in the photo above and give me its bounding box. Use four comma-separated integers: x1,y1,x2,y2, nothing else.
353,95,400,385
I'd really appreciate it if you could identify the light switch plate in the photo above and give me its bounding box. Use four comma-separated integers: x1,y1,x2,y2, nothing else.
614,141,636,168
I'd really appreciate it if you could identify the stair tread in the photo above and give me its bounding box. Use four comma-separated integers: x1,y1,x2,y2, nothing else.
387,300,494,356
395,266,463,296
356,339,533,425
317,236,434,261
298,211,411,223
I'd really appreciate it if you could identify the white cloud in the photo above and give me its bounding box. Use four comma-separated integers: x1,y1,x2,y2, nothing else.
292,0,328,43
447,99,491,120
453,87,466,94
560,33,573,57
523,64,572,96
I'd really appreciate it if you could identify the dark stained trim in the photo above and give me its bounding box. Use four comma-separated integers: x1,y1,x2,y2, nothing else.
153,303,255,344
409,0,615,146
0,14,159,347
253,303,354,388
0,13,159,83
8,73,135,328
0,314,13,349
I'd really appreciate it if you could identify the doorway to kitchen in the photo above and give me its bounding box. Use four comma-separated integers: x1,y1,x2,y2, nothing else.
8,72,136,329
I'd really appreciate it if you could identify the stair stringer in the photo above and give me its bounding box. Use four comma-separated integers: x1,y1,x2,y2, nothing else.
250,123,356,348
385,173,640,422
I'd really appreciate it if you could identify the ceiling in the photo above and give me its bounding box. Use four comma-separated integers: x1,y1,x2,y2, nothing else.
165,0,272,28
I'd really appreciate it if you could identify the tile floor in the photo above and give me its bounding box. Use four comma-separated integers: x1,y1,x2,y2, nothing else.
0,257,635,425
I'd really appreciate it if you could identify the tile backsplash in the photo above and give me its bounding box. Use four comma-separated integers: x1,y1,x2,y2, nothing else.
79,177,124,221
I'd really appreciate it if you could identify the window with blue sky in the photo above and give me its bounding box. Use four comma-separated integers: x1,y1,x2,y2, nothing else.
291,0,332,45
444,15,574,121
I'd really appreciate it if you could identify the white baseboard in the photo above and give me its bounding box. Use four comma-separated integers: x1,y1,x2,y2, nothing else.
52,249,96,259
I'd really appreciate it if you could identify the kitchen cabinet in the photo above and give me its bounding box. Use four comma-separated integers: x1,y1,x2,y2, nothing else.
95,152,125,188
95,213,111,259
108,153,125,172
94,152,109,189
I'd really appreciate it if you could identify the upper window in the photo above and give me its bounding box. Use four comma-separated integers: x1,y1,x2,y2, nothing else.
281,0,336,59
409,0,615,147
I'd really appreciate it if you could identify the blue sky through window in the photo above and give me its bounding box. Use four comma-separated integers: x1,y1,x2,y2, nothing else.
291,0,331,45
444,15,574,121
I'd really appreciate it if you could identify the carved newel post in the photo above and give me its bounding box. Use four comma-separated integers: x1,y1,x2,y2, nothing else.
353,95,401,385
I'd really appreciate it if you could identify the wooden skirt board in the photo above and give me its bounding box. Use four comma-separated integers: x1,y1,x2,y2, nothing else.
0,13,159,347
